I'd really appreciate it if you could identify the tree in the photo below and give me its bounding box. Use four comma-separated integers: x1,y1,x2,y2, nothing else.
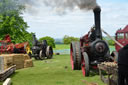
63,35,79,44
108,40,115,46
0,0,33,46
103,37,115,46
39,36,55,48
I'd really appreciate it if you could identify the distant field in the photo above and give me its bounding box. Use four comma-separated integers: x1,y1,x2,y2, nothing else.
109,46,115,52
54,44,115,54
54,44,70,50
0,55,105,85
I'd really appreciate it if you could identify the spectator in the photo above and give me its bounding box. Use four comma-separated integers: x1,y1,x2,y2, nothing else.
118,44,128,85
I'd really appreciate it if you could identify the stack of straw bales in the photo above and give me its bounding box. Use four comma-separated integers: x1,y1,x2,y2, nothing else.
0,56,4,72
0,54,33,70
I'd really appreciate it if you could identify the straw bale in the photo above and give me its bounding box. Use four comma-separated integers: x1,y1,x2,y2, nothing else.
0,56,4,72
0,54,33,70
12,54,24,69
0,54,13,70
24,59,33,68
23,54,30,60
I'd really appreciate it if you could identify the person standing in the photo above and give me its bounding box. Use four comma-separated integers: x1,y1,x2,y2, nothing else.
118,44,128,85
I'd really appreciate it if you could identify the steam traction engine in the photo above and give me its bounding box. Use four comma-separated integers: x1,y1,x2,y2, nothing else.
32,34,53,60
70,6,113,76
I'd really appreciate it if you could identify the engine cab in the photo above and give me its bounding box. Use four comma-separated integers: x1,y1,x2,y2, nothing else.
115,25,128,52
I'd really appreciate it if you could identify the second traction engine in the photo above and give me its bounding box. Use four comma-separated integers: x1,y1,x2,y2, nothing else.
70,6,112,76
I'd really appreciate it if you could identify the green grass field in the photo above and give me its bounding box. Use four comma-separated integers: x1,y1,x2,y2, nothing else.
0,44,115,85
54,44,70,50
0,55,105,85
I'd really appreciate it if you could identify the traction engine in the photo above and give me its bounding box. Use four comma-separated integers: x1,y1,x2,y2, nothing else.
32,34,53,60
70,6,113,76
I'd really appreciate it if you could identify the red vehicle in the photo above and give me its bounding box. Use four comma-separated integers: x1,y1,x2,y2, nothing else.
0,34,31,55
70,7,113,77
115,25,128,52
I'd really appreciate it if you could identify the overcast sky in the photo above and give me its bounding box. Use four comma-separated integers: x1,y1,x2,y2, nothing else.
22,0,128,39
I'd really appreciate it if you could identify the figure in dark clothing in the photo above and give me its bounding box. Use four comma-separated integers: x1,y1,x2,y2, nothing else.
118,44,128,85
89,27,96,42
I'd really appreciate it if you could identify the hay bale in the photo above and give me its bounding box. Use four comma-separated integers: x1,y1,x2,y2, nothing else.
0,54,33,70
12,54,24,69
23,54,30,60
0,54,13,70
24,59,33,68
0,56,4,72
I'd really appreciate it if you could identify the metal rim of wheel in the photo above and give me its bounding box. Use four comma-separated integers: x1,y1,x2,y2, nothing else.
46,46,53,59
70,42,75,70
70,42,81,70
39,50,45,60
75,42,81,70
81,52,89,77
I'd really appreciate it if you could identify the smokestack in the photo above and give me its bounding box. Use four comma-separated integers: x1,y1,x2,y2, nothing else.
32,34,38,46
93,6,102,39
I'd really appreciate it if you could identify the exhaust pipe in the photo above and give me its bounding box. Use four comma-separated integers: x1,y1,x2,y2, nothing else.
93,6,102,39
32,34,38,46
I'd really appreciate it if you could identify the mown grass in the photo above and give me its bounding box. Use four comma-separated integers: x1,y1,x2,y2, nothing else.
0,54,105,85
54,44,70,50
0,44,115,85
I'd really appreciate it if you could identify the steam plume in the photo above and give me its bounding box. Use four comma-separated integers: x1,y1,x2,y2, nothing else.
18,0,99,13
0,0,99,14
43,0,99,10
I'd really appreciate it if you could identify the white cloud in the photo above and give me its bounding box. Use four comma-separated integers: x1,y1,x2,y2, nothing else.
22,0,128,38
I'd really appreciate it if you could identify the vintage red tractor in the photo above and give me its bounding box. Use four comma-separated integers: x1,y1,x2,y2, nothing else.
115,25,128,52
0,34,32,57
107,25,128,63
70,6,113,76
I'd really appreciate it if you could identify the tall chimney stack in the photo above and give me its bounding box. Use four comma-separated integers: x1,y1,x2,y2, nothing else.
93,6,102,39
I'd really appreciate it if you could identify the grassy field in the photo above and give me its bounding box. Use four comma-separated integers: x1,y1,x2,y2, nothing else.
0,54,105,85
54,44,70,50
0,44,115,85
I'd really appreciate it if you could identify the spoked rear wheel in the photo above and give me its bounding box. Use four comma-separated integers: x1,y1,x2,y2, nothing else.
81,52,89,77
70,42,81,70
46,46,53,59
39,50,45,60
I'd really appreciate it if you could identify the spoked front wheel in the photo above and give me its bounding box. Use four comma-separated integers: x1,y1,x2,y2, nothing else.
70,42,81,70
81,52,89,77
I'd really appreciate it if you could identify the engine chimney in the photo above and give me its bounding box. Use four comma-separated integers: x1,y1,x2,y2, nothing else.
93,6,102,39
32,34,38,46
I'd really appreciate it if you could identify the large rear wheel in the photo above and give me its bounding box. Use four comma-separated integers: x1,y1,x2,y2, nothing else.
70,42,81,70
39,50,45,60
81,52,89,77
46,46,53,59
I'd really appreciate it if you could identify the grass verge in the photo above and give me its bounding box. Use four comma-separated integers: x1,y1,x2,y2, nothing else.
0,54,105,85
